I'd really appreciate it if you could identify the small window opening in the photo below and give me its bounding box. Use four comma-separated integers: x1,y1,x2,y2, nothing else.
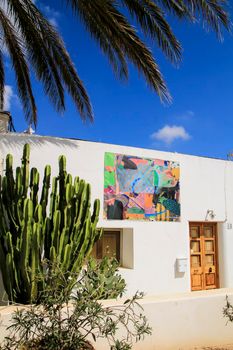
92,230,120,262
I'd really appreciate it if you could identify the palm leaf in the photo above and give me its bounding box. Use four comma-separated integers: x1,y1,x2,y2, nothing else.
0,0,231,126
159,0,230,38
188,0,230,39
69,0,170,101
121,0,182,64
0,5,37,124
3,0,93,125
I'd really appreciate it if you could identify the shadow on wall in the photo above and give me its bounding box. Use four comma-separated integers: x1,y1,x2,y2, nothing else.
0,133,79,154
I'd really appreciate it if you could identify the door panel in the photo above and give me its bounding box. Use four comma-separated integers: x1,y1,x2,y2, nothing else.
204,225,214,238
190,223,218,291
190,225,201,238
191,273,203,290
205,273,215,286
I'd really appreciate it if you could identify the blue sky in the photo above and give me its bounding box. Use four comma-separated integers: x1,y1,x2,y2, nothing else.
4,1,233,159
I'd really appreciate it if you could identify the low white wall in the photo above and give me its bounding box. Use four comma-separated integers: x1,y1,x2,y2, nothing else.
96,289,233,350
1,289,233,349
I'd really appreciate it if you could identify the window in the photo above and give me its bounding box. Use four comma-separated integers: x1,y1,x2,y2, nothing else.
92,230,121,262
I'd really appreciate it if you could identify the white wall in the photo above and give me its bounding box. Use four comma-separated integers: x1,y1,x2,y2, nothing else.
95,289,233,349
1,133,233,297
1,289,233,349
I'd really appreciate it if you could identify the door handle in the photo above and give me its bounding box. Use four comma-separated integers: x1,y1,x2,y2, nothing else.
209,267,212,273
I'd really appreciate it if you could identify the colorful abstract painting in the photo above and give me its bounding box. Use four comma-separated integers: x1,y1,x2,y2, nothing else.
104,153,180,221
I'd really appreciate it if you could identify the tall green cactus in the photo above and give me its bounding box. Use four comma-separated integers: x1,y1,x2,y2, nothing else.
0,144,102,304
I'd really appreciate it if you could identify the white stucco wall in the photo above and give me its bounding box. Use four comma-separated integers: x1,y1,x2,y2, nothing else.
95,289,233,349
1,289,233,349
1,133,233,297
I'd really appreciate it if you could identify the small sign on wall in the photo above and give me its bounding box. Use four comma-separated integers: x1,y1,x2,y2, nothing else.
176,258,187,273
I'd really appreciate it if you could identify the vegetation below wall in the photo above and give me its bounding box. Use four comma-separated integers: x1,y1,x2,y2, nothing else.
0,259,151,350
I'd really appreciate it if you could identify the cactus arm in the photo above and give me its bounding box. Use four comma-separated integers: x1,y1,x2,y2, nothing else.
49,177,58,220
30,168,39,210
51,210,61,253
50,246,57,263
44,217,51,260
58,228,68,262
31,223,40,303
40,165,51,217
58,155,67,213
15,167,23,199
6,253,14,301
61,244,72,272
20,222,32,303
21,144,30,199
91,199,100,227
6,232,20,293
0,243,11,299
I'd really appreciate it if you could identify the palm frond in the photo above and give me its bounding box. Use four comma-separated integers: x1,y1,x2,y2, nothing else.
67,0,170,101
49,35,94,122
158,0,230,38
25,0,93,121
156,0,192,18
6,0,65,113
121,0,182,64
66,0,128,80
0,0,230,126
0,6,37,124
4,0,93,124
188,0,230,38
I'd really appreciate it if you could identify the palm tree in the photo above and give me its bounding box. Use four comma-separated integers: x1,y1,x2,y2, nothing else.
0,0,230,126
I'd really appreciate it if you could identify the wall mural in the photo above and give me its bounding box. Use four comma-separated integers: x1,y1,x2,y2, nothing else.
104,152,180,221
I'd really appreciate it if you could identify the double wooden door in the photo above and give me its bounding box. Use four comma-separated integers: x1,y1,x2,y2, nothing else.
190,223,219,291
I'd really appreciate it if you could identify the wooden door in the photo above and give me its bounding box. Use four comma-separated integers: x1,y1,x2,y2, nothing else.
190,223,219,291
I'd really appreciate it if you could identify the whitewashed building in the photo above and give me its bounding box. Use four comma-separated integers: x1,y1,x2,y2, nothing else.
1,115,233,349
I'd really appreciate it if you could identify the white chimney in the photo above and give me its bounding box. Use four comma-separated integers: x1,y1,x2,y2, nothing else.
24,124,35,135
0,111,10,133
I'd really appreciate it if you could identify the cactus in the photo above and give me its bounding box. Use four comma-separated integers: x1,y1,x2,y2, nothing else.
0,144,102,304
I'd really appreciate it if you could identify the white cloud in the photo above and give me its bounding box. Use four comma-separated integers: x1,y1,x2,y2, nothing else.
3,85,13,110
3,85,19,111
151,125,191,145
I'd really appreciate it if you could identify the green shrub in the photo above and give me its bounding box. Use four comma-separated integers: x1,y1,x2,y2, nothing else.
0,259,151,350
